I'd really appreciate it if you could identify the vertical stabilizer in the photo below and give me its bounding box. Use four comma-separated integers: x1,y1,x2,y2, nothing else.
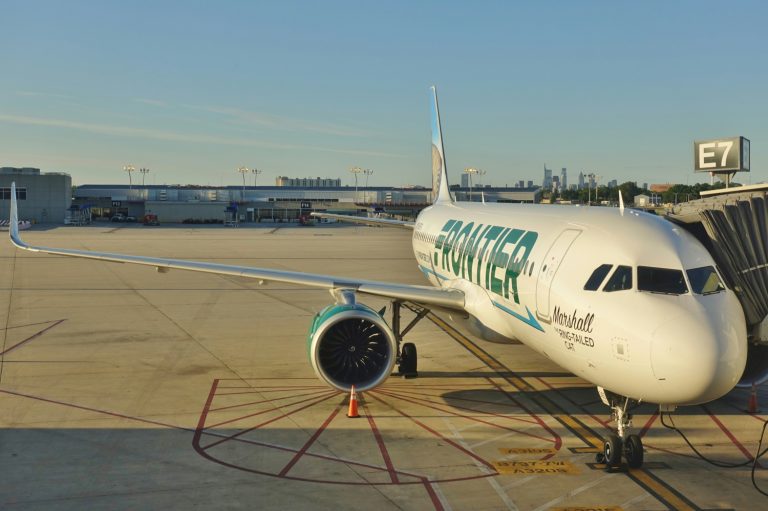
430,86,453,204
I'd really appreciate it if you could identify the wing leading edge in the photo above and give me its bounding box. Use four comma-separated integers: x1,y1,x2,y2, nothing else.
9,183,463,310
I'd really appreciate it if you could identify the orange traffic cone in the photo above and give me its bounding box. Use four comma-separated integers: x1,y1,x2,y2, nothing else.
748,383,760,414
347,385,360,418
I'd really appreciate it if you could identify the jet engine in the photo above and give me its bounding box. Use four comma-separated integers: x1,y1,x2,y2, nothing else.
307,303,397,391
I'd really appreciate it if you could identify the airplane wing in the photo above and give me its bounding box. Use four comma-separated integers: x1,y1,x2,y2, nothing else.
310,212,415,229
9,184,463,310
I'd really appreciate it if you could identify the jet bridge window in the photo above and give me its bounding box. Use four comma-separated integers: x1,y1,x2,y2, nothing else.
603,265,632,292
686,266,725,295
584,264,613,291
638,266,688,295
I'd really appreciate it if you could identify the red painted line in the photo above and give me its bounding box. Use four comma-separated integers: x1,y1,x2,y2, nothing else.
703,404,754,461
381,387,532,421
485,378,562,451
210,389,332,412
0,319,66,356
421,479,445,511
279,406,342,477
202,391,339,450
639,412,659,439
368,392,498,471
376,388,550,442
193,379,220,448
0,388,194,432
363,403,399,483
381,386,526,411
204,390,338,429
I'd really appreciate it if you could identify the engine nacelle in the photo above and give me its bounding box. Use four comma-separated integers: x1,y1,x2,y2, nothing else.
307,303,397,392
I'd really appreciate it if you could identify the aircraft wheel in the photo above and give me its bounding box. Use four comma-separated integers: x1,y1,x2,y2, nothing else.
603,434,622,468
399,342,418,378
624,434,643,469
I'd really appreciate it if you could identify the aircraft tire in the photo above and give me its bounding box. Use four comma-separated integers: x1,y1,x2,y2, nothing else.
624,434,643,469
603,435,622,468
399,342,418,378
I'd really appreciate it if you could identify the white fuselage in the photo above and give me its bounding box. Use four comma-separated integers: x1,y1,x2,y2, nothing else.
411,201,747,405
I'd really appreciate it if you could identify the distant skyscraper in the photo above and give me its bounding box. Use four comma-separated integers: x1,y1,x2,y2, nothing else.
543,165,553,189
560,168,567,190
461,173,469,188
527,180,533,188
578,172,585,190
552,175,560,193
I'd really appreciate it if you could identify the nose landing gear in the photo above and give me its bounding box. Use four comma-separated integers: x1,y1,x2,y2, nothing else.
595,387,644,469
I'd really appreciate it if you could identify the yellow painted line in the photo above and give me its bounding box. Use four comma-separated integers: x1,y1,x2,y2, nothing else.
492,460,580,475
498,447,557,455
572,447,601,454
628,469,697,511
552,507,623,511
426,311,605,450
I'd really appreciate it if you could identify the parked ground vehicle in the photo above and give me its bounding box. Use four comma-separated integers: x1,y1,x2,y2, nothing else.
142,214,159,226
110,213,126,222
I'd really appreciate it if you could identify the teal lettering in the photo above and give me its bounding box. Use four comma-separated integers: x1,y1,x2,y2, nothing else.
476,226,503,286
452,222,474,276
442,220,462,270
465,224,489,280
504,231,537,303
487,228,510,291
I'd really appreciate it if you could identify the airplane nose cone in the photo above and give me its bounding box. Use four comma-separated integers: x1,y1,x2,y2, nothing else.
650,295,746,404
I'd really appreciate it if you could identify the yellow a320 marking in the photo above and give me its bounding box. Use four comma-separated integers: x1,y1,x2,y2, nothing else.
493,460,579,475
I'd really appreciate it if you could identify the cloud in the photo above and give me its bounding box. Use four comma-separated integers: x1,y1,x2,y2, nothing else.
189,105,371,138
0,113,403,158
15,91,71,99
134,98,169,107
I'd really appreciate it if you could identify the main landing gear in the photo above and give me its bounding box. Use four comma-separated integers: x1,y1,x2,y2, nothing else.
391,301,428,378
595,387,644,469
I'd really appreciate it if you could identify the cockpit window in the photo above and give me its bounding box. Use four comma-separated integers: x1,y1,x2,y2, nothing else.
603,265,632,292
584,264,613,291
687,266,725,295
638,266,688,295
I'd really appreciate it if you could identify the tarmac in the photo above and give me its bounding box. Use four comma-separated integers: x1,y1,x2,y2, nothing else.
1,222,768,510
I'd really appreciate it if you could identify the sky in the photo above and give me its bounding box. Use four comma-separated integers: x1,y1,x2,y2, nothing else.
1,1,767,188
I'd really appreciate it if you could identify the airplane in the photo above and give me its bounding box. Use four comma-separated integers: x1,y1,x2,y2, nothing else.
7,87,753,470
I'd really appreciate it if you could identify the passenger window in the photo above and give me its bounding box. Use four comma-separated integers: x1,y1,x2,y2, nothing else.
584,264,613,291
686,266,725,295
638,266,688,295
603,265,632,292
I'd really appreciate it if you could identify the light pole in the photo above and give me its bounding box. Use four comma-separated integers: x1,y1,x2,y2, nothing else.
237,166,249,202
139,167,150,186
349,166,363,203
251,168,262,188
123,164,135,191
464,168,481,201
363,169,373,203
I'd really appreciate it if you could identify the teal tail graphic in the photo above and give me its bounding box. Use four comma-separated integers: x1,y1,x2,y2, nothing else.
430,86,453,204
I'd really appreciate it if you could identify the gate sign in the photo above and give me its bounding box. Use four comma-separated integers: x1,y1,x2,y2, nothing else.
694,136,750,172
300,201,311,210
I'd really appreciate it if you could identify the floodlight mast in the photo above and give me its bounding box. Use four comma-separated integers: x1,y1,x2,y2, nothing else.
237,166,249,201
349,166,363,203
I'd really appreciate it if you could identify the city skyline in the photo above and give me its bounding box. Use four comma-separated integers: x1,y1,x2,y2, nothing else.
1,1,766,187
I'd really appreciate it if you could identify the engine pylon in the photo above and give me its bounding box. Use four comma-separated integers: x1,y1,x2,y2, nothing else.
347,385,360,418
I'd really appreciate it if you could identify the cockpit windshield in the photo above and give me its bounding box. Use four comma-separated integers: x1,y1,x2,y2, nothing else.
686,266,725,295
637,266,688,295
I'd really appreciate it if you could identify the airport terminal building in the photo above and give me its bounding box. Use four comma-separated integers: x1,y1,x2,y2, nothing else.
0,167,72,224
73,184,542,223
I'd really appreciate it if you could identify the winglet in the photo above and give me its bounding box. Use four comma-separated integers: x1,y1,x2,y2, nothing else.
430,86,453,204
619,190,625,215
9,182,26,249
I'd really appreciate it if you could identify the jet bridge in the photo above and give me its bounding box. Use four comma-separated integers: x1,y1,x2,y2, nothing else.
667,184,768,386
667,184,768,329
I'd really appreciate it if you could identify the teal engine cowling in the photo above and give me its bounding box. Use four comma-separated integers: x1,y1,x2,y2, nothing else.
307,303,397,391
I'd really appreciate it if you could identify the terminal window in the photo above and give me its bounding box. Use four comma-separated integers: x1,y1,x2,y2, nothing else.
1,187,26,200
